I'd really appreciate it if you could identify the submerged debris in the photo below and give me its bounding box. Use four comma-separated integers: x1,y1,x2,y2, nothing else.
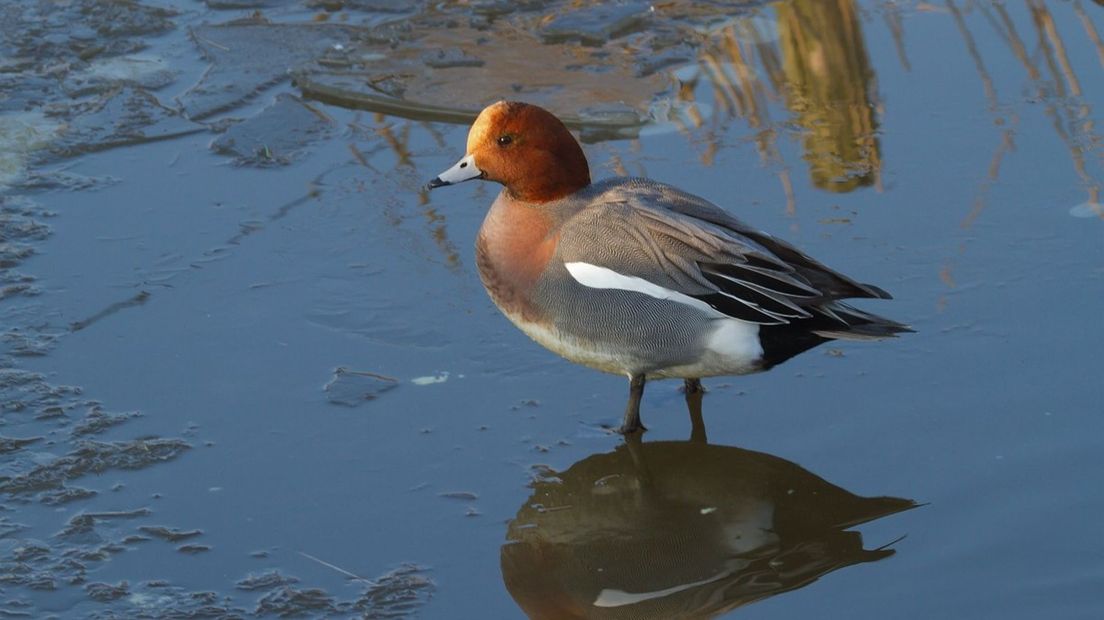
85,582,245,619
0,0,175,72
0,197,51,256
305,0,425,11
57,509,153,542
421,48,484,69
63,54,177,98
1,329,57,357
0,436,42,455
285,556,435,616
210,94,335,167
351,564,435,616
0,0,192,182
86,580,129,602
69,290,151,332
182,16,356,119
236,570,300,591
0,366,82,414
0,516,28,539
323,367,398,407
137,526,203,543
539,2,653,45
71,407,141,437
207,0,293,9
0,113,64,189
39,487,99,505
10,170,121,194
438,491,478,501
1,503,227,616
0,439,191,496
49,86,205,158
254,586,337,616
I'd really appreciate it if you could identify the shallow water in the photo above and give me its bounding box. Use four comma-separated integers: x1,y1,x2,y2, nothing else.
1,0,1102,618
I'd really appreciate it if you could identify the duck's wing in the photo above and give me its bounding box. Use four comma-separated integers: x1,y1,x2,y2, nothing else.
620,179,893,300
556,180,900,330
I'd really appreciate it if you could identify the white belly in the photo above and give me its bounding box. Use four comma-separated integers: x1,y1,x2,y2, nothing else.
507,311,637,375
505,310,764,379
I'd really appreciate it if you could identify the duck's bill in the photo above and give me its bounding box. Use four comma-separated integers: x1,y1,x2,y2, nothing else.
426,153,482,190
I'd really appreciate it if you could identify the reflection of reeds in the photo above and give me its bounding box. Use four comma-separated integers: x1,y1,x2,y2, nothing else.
913,0,1104,300
1028,1,1101,203
777,0,881,193
349,114,463,270
948,0,999,109
371,113,414,168
684,0,1101,218
696,19,798,213
689,0,882,204
1074,0,1104,70
1034,1,1082,96
356,0,1101,232
990,3,1041,80
961,126,1017,229
882,1,912,71
918,0,1103,226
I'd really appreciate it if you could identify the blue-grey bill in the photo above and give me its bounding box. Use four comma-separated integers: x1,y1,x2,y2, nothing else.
426,153,482,191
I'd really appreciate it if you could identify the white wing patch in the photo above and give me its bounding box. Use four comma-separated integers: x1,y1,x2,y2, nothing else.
563,262,764,375
563,262,721,316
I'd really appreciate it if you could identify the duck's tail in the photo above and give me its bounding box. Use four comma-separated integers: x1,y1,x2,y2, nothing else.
810,302,914,341
756,300,912,369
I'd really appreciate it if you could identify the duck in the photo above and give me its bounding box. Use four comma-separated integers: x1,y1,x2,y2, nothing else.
426,101,909,434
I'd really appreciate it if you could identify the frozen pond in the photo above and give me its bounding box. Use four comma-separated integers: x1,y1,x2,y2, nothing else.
1,0,1102,617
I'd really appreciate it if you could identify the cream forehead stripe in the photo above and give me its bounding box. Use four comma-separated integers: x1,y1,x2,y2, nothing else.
466,102,510,152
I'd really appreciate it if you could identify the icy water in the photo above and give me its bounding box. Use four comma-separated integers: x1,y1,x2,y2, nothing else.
1,0,1102,618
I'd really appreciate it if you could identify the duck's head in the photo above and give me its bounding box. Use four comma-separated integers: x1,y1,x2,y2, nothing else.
427,101,591,203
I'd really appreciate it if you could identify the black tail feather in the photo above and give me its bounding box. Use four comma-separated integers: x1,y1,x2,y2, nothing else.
758,302,912,369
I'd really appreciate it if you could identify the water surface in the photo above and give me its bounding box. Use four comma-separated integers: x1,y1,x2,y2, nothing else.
1,0,1102,618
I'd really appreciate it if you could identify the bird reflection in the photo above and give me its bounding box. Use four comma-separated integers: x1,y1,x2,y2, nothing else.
501,401,916,619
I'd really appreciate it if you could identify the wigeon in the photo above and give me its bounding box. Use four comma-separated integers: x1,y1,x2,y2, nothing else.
427,101,909,434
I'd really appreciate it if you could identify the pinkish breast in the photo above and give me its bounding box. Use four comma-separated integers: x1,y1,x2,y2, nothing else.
475,198,559,323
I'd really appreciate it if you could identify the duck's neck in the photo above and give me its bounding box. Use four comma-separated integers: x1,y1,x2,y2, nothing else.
504,149,590,203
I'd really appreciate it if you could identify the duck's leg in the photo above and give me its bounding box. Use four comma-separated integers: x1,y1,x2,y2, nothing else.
618,374,647,434
684,378,707,444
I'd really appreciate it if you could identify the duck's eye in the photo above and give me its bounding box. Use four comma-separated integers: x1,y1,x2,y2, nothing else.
497,135,513,147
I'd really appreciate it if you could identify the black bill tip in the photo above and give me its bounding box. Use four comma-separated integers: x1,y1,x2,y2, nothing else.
425,177,449,191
